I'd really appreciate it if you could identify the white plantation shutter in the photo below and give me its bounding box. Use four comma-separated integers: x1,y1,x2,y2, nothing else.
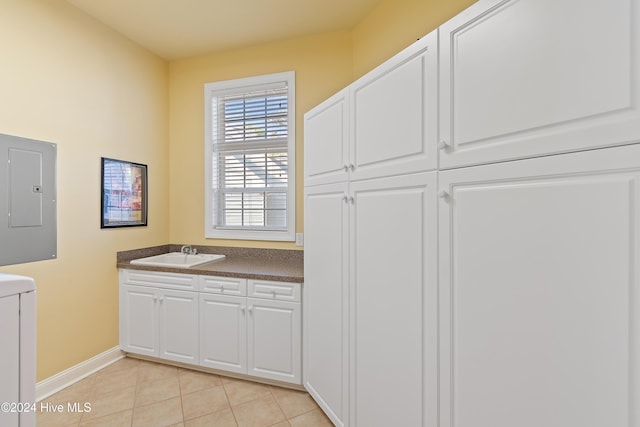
205,72,295,240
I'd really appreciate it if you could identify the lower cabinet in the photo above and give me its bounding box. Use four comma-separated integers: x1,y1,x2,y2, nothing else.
200,278,302,384
200,293,247,373
119,283,199,365
119,269,302,385
247,297,301,383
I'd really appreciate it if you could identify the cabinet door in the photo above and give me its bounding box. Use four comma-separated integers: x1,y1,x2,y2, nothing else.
304,88,349,186
159,289,199,364
439,0,640,169
119,284,159,357
247,298,301,384
438,144,640,427
349,172,438,427
199,293,246,374
350,29,438,181
0,295,19,427
304,182,349,426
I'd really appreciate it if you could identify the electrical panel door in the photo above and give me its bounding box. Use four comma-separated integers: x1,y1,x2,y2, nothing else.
0,133,56,266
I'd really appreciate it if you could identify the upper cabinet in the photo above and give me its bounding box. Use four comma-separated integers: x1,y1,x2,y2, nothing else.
350,30,438,181
304,30,438,186
304,88,349,186
439,0,640,169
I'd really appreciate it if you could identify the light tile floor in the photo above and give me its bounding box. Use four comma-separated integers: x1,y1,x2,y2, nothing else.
36,357,334,427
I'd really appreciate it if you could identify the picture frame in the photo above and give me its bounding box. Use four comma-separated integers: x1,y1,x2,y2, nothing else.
101,157,148,228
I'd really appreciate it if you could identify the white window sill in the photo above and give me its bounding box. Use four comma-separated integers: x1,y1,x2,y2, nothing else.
205,228,295,242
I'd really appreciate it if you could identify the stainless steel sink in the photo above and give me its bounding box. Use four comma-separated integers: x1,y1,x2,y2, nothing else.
130,252,225,268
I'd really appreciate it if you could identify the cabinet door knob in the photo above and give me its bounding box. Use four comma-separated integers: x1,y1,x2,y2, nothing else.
241,306,246,314
343,195,349,203
343,164,349,172
348,196,355,204
438,140,450,150
438,190,449,199
348,163,355,171
248,306,253,314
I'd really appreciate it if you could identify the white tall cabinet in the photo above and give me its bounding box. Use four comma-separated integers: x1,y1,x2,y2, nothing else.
303,182,349,424
349,174,437,427
304,30,438,427
438,145,640,427
304,0,640,426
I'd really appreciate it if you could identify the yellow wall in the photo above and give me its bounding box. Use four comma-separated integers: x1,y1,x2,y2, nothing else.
0,0,476,382
0,0,170,380
168,31,353,249
167,0,476,250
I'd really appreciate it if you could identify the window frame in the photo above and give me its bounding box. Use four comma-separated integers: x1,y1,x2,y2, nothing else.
204,71,296,241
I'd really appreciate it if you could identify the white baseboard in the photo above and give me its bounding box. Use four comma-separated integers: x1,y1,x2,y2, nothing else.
36,346,124,402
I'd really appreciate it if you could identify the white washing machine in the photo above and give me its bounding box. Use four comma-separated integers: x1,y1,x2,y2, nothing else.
0,274,35,427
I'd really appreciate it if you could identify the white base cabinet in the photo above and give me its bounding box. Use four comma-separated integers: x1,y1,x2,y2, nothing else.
119,273,199,365
247,297,301,384
120,284,159,357
200,293,247,373
120,270,302,385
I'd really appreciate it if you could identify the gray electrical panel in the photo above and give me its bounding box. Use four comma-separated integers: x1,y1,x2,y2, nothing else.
0,133,57,266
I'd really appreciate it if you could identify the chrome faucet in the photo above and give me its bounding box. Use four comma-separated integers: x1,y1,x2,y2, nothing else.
181,245,197,255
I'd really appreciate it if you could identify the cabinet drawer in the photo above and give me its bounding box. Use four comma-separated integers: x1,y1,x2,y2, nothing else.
248,280,301,302
121,269,198,291
199,276,247,296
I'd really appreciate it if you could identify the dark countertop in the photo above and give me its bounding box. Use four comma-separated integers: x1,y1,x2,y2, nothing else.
117,244,304,283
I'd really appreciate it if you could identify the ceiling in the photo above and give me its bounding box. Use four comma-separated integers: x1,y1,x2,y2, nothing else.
66,0,384,60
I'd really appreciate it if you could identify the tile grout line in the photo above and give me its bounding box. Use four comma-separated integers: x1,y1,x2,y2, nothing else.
177,368,185,427
39,358,328,427
267,384,289,425
222,377,241,426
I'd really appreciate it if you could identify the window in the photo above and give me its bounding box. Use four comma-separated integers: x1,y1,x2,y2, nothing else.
204,71,295,241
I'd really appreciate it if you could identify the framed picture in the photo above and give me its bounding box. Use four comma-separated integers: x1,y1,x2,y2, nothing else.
101,157,147,228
